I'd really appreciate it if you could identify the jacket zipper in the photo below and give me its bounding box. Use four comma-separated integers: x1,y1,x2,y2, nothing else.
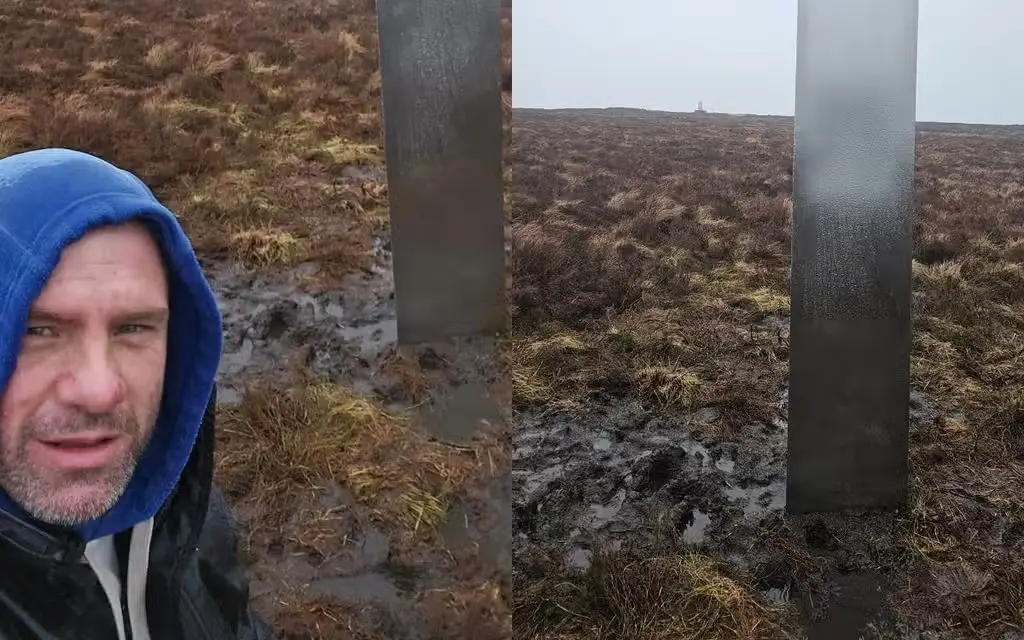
120,594,135,640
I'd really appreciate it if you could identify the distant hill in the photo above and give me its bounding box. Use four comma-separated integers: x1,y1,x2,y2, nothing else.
511,107,1024,134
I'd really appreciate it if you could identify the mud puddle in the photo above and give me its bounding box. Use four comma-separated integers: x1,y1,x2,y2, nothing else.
513,390,940,638
440,475,513,576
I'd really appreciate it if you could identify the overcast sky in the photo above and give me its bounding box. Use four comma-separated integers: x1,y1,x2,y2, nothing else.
513,0,1024,124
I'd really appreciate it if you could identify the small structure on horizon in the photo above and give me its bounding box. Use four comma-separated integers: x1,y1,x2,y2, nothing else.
695,100,707,113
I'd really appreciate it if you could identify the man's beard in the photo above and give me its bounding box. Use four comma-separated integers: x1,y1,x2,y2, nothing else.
0,409,155,527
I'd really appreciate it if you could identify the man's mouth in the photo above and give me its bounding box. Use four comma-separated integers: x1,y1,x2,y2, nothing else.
30,431,127,470
39,432,120,448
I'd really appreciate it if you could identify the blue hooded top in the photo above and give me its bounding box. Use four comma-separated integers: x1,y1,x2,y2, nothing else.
0,148,223,542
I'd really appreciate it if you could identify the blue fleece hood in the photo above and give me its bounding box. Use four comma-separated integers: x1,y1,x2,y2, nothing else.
0,148,223,541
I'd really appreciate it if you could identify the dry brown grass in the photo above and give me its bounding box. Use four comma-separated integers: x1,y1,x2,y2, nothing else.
0,0,511,273
509,110,1024,637
0,0,386,274
515,545,800,640
271,586,397,640
214,380,495,547
510,113,792,437
378,346,435,405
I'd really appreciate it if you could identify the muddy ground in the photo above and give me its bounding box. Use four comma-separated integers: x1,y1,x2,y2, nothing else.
509,109,1024,640
207,226,511,639
514,376,945,639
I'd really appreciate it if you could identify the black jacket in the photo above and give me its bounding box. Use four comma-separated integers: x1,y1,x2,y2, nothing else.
0,390,274,640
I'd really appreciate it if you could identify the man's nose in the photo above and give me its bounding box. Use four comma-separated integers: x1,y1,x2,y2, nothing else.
57,340,126,414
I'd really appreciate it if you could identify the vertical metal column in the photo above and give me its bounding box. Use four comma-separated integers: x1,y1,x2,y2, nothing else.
376,0,505,343
787,0,919,512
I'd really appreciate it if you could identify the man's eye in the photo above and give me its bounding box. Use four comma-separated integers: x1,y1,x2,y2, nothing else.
25,326,55,338
117,324,152,334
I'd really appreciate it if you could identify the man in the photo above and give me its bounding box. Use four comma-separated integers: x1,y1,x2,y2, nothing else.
0,148,273,639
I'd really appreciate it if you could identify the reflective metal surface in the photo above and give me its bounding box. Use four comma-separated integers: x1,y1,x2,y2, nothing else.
376,0,506,343
787,0,918,512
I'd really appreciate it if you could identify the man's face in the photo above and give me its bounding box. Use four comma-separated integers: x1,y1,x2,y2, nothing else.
0,222,168,527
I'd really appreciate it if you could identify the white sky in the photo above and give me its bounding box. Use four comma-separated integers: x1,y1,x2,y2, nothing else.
512,0,1024,124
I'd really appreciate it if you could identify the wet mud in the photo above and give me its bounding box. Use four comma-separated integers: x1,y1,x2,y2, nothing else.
205,231,508,638
513,374,943,639
513,398,787,561
206,236,396,404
